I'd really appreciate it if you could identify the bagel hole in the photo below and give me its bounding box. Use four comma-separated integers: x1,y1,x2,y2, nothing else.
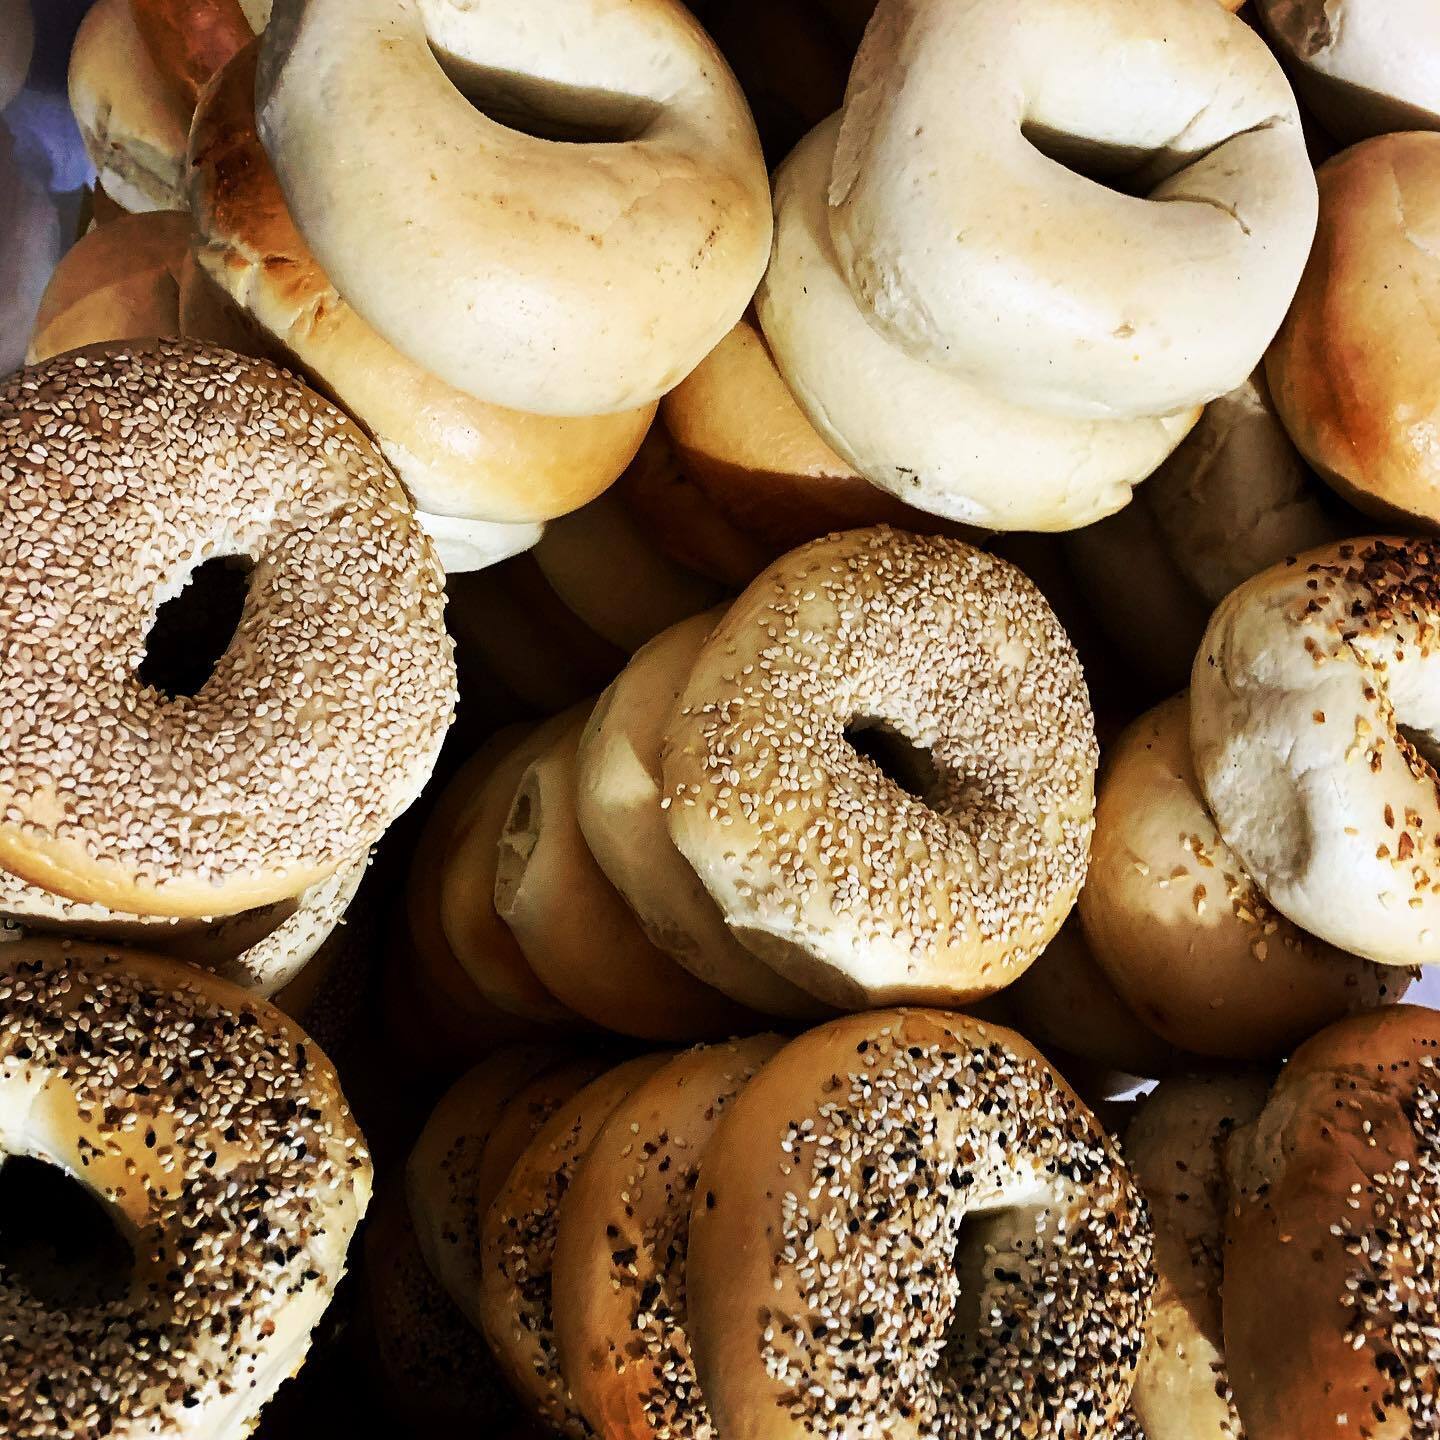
1019,122,1157,195
428,46,662,143
0,1156,133,1309
138,555,253,699
493,782,539,917
1398,723,1440,773
845,719,938,801
942,1201,1052,1370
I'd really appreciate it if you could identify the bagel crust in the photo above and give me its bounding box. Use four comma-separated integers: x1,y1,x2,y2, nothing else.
1224,1006,1440,1440
0,939,370,1439
256,0,772,415
829,0,1316,419
663,528,1098,1006
0,341,455,917
1191,537,1440,968
687,1009,1153,1440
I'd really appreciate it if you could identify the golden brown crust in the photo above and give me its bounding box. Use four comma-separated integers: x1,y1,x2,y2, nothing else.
1268,134,1440,526
131,0,257,108
1224,1006,1440,1440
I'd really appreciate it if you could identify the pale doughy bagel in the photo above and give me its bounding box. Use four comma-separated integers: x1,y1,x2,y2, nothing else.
532,491,724,653
1125,1074,1269,1440
256,0,772,416
1191,538,1440,968
479,1054,671,1438
1267,135,1440,528
188,44,652,530
26,210,189,364
758,119,1199,530
1257,0,1440,142
830,0,1317,420
687,1009,1153,1440
663,528,1098,1007
407,1052,606,1336
0,851,367,995
496,711,757,1039
1065,371,1354,692
1223,1006,1440,1440
440,713,586,1026
1082,696,1411,1058
0,341,455,917
68,0,190,214
553,1036,785,1440
1006,917,1185,1078
577,612,827,1019
0,0,32,111
0,939,370,1439
417,511,544,576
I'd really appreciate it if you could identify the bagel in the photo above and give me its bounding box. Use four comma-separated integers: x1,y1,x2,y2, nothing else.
663,528,1098,1007
0,0,32,111
131,0,257,108
687,1009,1153,1440
0,850,367,996
1267,135,1440,528
68,0,190,214
26,210,189,364
479,1053,671,1437
1256,0,1440,142
187,43,652,531
532,491,723,653
757,118,1199,531
1006,917,1185,1078
0,938,370,1438
407,1053,609,1334
1223,1005,1440,1440
0,341,455,917
829,0,1316,420
1082,696,1411,1059
495,710,758,1040
440,713,586,1026
577,612,827,1019
1191,537,1440,968
1064,371,1354,692
1125,1074,1269,1440
255,0,772,415
553,1036,786,1440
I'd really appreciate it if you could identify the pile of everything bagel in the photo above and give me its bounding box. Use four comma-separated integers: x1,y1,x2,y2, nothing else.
0,0,1438,1435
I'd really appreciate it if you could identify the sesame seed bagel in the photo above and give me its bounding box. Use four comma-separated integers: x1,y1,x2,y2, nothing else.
187,43,653,531
0,938,371,1440
1190,537,1440,968
1081,696,1409,1060
0,850,368,995
0,341,455,918
553,1036,786,1440
25,211,190,366
1255,0,1440,142
441,713,588,1026
407,1050,607,1337
255,0,772,416
758,118,1198,531
662,527,1099,1008
131,0,259,109
67,0,190,214
686,1009,1154,1440
829,0,1316,420
496,710,759,1040
1223,1006,1440,1440
577,612,827,1019
479,1053,672,1438
0,0,32,112
1125,1073,1270,1440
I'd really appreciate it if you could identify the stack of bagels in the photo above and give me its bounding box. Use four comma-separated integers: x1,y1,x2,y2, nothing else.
0,0,1436,1434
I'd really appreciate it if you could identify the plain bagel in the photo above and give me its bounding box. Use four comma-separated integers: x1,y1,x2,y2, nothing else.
757,118,1199,530
1190,537,1440,968
256,0,772,415
829,0,1317,420
663,528,1098,1007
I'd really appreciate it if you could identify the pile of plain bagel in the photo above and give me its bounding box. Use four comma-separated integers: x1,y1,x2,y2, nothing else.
0,0,1438,1437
